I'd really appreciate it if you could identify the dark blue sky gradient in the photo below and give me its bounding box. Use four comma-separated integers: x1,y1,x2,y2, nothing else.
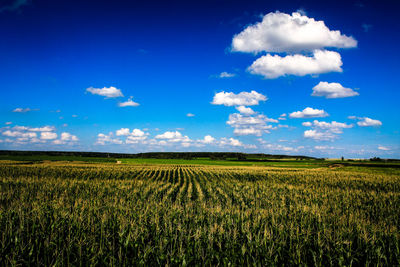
0,0,399,157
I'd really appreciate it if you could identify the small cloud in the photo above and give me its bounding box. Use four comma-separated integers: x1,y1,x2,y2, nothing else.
378,146,390,151
40,132,57,140
312,81,359,99
13,108,38,113
304,129,335,141
200,135,215,144
218,72,236,78
62,123,68,127
289,107,329,118
118,97,140,107
357,117,382,127
235,106,255,115
116,128,130,136
155,131,191,144
186,113,195,117
86,86,124,98
349,116,382,127
60,132,78,142
5,122,12,125
72,114,78,118
96,133,123,145
212,90,267,106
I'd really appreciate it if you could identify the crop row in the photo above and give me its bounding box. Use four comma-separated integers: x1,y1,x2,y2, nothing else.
0,162,399,266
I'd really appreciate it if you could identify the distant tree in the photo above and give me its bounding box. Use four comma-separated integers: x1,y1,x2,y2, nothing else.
237,154,247,161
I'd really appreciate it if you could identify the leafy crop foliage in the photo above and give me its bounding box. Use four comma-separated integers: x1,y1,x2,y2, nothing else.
0,161,399,266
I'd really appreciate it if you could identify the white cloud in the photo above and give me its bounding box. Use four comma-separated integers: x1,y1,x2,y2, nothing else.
227,113,278,136
0,125,68,145
258,139,302,152
113,128,148,143
248,50,343,79
118,97,139,107
219,137,243,147
235,106,255,115
227,113,279,126
313,121,352,133
212,90,267,106
5,122,12,125
60,132,78,141
314,145,336,150
312,81,359,98
126,129,148,144
278,113,287,120
155,131,191,143
303,120,352,141
219,72,236,78
86,86,124,98
304,120,353,133
2,130,37,138
96,133,123,145
233,127,263,136
289,107,329,118
378,146,390,151
201,135,215,144
13,108,37,113
304,129,335,141
357,117,382,127
116,128,130,136
40,132,57,140
232,11,357,53
54,132,79,144
28,126,55,132
186,113,195,117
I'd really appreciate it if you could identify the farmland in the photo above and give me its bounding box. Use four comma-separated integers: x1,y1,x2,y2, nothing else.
0,160,399,266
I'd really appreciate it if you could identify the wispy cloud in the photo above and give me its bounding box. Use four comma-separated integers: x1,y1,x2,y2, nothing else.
118,97,140,107
13,108,38,113
86,86,124,98
0,0,29,13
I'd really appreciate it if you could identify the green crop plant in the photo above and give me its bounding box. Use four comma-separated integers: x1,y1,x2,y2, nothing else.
0,161,399,266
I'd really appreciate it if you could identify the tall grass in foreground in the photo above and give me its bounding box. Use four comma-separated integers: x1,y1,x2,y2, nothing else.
0,161,399,266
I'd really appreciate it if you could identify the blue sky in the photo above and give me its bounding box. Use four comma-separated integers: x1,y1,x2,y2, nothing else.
0,0,399,158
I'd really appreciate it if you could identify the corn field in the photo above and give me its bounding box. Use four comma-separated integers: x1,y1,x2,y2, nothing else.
0,161,399,266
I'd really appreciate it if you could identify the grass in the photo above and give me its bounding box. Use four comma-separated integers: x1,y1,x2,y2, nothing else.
0,160,399,265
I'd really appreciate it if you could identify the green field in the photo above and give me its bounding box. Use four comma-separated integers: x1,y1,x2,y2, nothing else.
0,159,399,265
